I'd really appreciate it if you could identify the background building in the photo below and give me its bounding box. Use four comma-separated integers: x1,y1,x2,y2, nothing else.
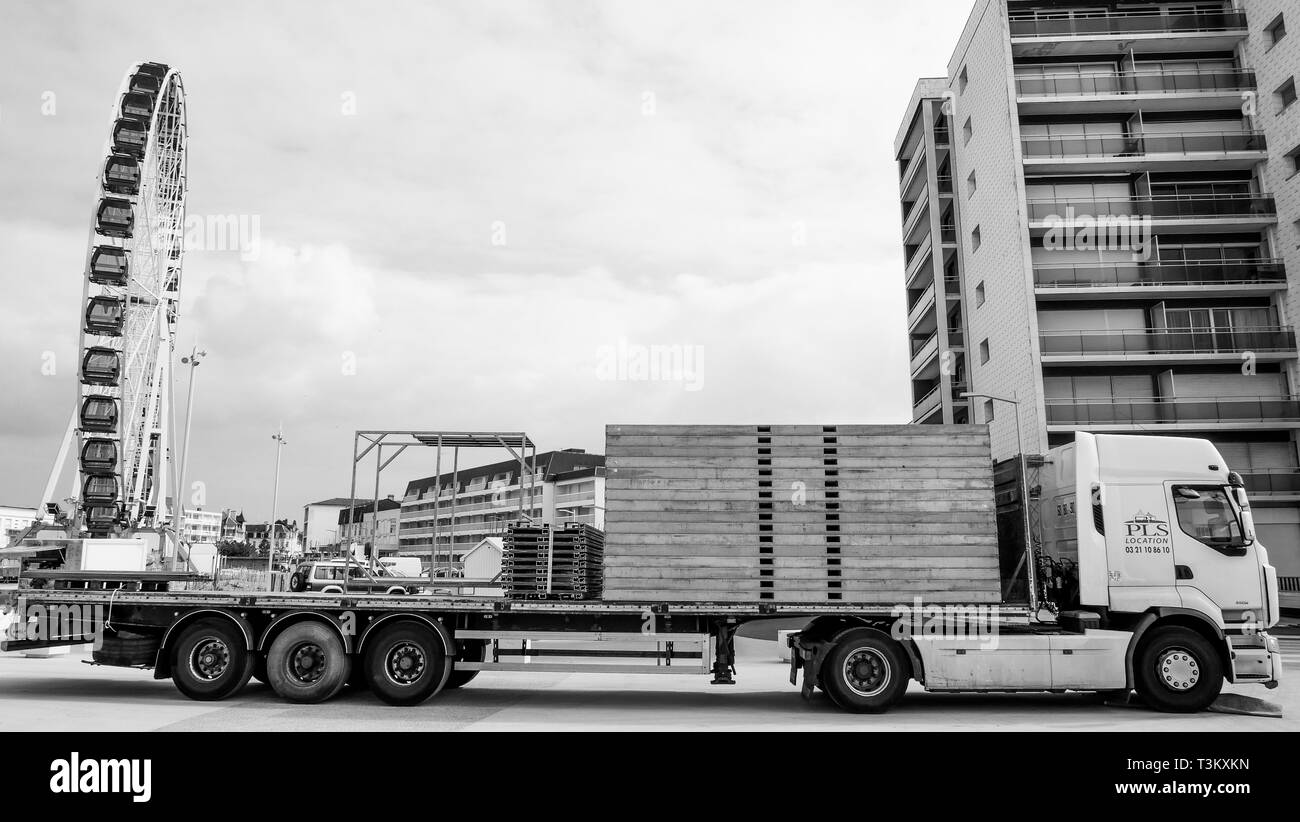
302,498,354,549
338,496,402,557
0,505,38,547
399,449,605,564
244,519,300,554
181,508,221,545
898,0,1300,582
220,509,243,542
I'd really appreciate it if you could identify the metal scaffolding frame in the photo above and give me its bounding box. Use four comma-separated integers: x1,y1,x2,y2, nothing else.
344,430,538,593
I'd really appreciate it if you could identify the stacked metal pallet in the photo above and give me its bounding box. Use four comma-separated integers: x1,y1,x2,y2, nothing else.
604,424,1000,604
502,522,606,600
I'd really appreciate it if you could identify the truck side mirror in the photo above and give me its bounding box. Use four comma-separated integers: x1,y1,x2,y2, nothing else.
1239,505,1257,546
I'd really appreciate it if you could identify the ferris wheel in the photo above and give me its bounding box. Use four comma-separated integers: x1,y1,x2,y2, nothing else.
44,62,189,538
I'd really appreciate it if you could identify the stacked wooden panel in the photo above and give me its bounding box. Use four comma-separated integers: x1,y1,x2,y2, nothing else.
603,425,999,604
502,522,605,600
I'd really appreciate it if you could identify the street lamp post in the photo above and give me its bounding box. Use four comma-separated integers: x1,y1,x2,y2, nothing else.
170,346,206,571
268,424,287,578
961,391,1037,611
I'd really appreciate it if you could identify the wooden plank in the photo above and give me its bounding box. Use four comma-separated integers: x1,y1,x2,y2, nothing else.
606,424,991,438
603,450,987,463
603,556,1000,569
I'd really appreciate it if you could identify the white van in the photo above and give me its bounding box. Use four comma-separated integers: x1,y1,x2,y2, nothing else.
377,557,423,578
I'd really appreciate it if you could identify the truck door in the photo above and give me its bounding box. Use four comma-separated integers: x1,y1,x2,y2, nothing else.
1165,484,1262,620
1102,483,1178,610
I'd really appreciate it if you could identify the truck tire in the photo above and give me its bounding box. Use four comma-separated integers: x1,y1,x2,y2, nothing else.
93,629,160,668
363,622,452,706
1134,626,1223,713
171,620,255,702
821,629,911,713
266,622,351,704
444,639,485,689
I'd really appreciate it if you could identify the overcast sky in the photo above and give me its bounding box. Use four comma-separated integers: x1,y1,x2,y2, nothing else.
0,0,975,520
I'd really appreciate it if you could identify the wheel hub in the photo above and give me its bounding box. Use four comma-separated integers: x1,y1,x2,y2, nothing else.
843,647,890,698
1158,648,1200,692
386,642,426,685
190,638,230,681
290,643,327,684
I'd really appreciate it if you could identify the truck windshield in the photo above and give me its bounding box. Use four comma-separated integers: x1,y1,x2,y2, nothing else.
1171,486,1245,549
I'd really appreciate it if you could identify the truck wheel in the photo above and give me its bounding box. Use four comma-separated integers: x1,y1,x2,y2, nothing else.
171,620,255,702
444,639,485,689
1134,626,1222,713
364,622,452,706
821,630,910,713
266,622,351,704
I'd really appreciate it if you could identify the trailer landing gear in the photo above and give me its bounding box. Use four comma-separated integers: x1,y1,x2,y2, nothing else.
710,624,736,685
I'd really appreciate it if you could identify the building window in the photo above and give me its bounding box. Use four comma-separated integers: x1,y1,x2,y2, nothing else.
1267,13,1287,48
967,170,977,196
976,281,986,307
1278,78,1298,111
962,117,973,145
958,66,969,94
1287,144,1300,177
979,338,990,364
983,399,995,421
971,226,982,251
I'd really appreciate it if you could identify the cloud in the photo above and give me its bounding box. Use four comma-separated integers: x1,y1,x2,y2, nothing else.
0,0,975,515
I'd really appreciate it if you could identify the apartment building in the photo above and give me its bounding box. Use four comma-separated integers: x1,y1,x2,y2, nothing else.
0,505,38,547
302,498,356,549
180,508,221,545
338,497,402,557
898,0,1300,579
399,449,605,563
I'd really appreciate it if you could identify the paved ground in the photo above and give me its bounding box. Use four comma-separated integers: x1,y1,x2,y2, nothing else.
0,637,1295,731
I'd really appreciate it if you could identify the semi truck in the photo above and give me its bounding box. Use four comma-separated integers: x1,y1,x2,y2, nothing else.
0,430,1283,714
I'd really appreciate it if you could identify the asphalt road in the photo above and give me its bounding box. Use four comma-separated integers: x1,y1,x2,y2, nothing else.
0,637,1295,731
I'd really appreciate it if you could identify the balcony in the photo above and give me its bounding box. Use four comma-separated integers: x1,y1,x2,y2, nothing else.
900,153,927,199
1045,396,1300,430
904,234,934,283
1033,259,1286,301
936,175,955,196
1021,130,1267,174
1039,327,1297,364
1027,193,1277,235
908,281,937,330
912,383,943,419
901,198,930,245
910,331,939,374
1010,10,1248,57
939,221,957,244
1239,469,1300,499
934,127,951,147
1016,67,1256,114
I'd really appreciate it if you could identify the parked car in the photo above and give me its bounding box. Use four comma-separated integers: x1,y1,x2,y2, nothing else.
286,560,419,595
